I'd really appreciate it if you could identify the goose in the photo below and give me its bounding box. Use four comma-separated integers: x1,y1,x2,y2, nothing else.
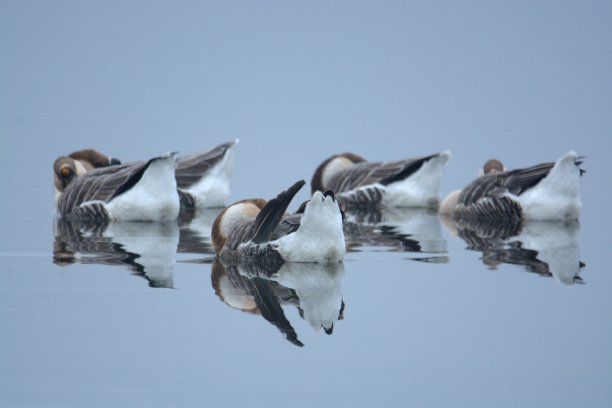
57,152,181,222
54,140,238,215
310,151,451,210
211,180,345,263
174,139,238,208
452,151,585,222
54,149,121,203
439,158,506,215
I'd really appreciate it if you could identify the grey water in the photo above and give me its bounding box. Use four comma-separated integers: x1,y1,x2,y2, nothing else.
3,186,611,408
2,1,611,407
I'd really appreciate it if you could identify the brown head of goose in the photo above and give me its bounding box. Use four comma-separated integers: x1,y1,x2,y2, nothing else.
54,149,121,203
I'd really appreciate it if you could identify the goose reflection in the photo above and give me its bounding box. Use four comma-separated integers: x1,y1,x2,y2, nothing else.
448,216,585,285
344,207,448,262
211,259,345,347
53,217,180,288
177,208,221,257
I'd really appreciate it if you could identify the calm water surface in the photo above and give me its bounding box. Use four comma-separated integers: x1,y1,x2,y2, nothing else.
1,201,609,407
2,2,611,406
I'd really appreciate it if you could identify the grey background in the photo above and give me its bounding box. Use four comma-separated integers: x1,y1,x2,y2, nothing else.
1,1,611,407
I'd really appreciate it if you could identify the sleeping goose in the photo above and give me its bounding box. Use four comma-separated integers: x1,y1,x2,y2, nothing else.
174,139,237,208
439,158,507,215
212,180,345,263
310,151,451,210
54,149,121,203
452,151,585,222
54,140,238,214
57,152,180,222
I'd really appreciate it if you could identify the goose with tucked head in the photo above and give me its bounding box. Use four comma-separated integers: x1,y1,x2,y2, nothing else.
54,140,239,219
212,180,346,263
57,152,180,222
452,151,585,222
310,151,451,210
439,158,507,215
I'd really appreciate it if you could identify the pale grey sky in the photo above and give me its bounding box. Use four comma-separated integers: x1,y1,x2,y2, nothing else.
1,0,610,230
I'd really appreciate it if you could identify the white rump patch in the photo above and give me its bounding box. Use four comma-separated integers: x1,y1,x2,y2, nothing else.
184,142,237,208
105,154,180,221
385,151,451,208
518,151,582,221
275,191,345,262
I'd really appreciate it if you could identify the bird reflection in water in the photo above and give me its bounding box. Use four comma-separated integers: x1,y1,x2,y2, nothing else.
442,215,585,285
211,259,345,347
53,213,219,287
344,207,448,262
177,208,221,258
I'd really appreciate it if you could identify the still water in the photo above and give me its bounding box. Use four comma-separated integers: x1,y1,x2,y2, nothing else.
2,201,609,407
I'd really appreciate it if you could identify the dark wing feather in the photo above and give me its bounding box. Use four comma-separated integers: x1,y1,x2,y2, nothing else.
57,160,150,215
222,180,305,250
175,141,235,189
503,162,554,196
458,161,555,206
251,180,305,244
224,222,257,251
378,154,439,186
